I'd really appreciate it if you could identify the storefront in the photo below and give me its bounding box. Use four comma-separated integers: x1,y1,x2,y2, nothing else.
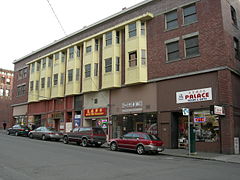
157,72,224,153
12,104,28,125
110,83,157,138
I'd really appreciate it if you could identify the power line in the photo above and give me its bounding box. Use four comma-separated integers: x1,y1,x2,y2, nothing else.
46,0,67,36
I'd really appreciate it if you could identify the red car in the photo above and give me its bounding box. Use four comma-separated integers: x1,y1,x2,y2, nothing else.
109,132,164,155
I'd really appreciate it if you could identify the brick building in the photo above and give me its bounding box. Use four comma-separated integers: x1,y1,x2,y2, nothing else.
12,0,240,154
0,68,13,129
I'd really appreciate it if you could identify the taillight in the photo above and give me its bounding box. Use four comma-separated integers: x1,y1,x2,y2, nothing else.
19,129,24,131
48,132,55,135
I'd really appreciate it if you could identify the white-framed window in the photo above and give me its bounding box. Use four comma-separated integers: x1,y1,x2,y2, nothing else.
42,58,46,69
69,47,74,59
54,74,58,85
105,58,112,72
183,4,197,25
41,77,45,88
141,22,145,35
86,46,92,53
116,57,120,71
166,41,180,61
129,51,137,67
68,69,73,82
184,36,199,58
165,10,178,30
129,23,137,38
106,32,112,46
141,49,146,65
85,64,91,78
30,81,34,91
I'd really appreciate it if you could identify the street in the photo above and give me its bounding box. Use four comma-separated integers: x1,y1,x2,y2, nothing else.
0,134,240,180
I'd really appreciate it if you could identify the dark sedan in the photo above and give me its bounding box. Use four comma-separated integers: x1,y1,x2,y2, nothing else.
7,125,30,136
28,127,63,141
109,132,164,155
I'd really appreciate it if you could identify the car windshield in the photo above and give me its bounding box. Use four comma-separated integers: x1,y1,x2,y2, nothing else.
148,134,160,141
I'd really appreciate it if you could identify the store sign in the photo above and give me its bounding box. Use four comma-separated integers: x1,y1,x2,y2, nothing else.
194,117,206,123
210,105,225,115
182,108,190,116
122,101,143,113
84,108,107,117
74,115,81,127
176,87,212,104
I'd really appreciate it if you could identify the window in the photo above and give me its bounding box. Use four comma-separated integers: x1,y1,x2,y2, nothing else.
166,41,180,61
31,63,35,73
48,58,52,67
106,32,112,46
85,64,91,78
69,47,74,59
0,89,3,96
116,57,120,71
86,46,92,53
60,73,64,84
105,58,112,72
95,39,99,51
47,77,51,87
17,85,26,96
94,63,98,76
6,78,10,85
54,74,58,86
116,31,120,44
41,77,45,88
165,10,178,30
37,62,40,71
141,22,145,35
42,58,46,69
55,52,59,60
5,89,9,96
129,23,137,38
68,69,73,82
129,51,137,67
76,68,80,81
18,70,23,80
23,68,27,78
141,50,146,65
77,46,81,57
234,37,240,59
30,81,34,91
61,52,66,62
185,36,199,57
183,4,197,25
231,6,238,26
35,80,39,90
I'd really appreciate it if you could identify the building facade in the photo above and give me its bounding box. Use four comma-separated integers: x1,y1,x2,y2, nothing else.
12,0,240,154
0,68,14,128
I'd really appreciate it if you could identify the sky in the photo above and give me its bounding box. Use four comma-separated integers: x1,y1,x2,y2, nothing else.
0,0,144,70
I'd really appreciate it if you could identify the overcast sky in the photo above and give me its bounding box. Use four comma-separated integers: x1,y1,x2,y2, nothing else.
0,0,143,70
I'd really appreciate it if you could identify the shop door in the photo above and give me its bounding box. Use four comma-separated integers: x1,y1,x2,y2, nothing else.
54,119,60,131
178,116,188,149
136,122,144,132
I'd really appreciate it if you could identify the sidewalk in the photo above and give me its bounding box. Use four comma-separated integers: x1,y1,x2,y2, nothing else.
1,129,239,164
160,148,240,164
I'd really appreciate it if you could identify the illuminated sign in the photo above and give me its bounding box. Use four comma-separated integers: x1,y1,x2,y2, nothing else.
194,117,206,123
84,108,107,117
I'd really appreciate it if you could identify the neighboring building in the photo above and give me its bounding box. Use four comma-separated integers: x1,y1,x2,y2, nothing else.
0,68,13,128
12,0,240,154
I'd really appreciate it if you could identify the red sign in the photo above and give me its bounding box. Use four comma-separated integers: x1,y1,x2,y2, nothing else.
194,117,206,123
84,108,107,117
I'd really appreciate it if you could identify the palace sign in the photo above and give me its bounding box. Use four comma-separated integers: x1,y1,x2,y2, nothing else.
84,108,107,117
176,87,212,104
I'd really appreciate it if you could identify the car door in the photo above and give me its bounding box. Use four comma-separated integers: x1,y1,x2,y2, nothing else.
68,128,79,142
131,133,141,150
118,133,133,149
34,127,42,138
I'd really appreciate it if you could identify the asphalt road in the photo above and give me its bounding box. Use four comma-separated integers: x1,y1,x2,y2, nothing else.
1,134,240,180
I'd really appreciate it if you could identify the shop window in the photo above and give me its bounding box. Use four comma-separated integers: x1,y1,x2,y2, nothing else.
183,4,197,25
165,10,178,30
194,110,219,142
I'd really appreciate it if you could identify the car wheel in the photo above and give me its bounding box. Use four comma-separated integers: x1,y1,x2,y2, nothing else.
42,135,46,141
7,131,10,135
136,145,145,155
63,136,69,144
82,139,88,147
110,142,118,151
29,133,33,139
15,132,19,136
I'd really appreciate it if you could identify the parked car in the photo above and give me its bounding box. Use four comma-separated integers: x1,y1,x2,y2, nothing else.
63,127,106,147
28,127,63,141
7,124,30,136
109,132,164,155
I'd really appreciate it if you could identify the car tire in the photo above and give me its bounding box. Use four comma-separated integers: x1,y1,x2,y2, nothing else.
82,138,88,147
136,145,145,155
42,135,46,141
15,132,19,136
29,133,33,139
110,142,118,151
63,136,69,144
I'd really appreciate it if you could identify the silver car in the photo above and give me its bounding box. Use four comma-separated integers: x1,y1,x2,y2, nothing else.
28,127,63,141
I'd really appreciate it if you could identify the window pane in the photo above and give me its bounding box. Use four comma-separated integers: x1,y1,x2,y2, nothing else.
184,15,197,25
184,5,196,16
168,51,180,61
167,21,178,30
68,70,73,82
105,58,112,72
166,10,177,22
167,42,179,53
185,37,199,48
186,47,199,57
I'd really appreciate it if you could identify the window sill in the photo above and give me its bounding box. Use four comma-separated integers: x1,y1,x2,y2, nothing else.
166,58,181,64
164,27,179,32
183,54,201,60
182,20,198,27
